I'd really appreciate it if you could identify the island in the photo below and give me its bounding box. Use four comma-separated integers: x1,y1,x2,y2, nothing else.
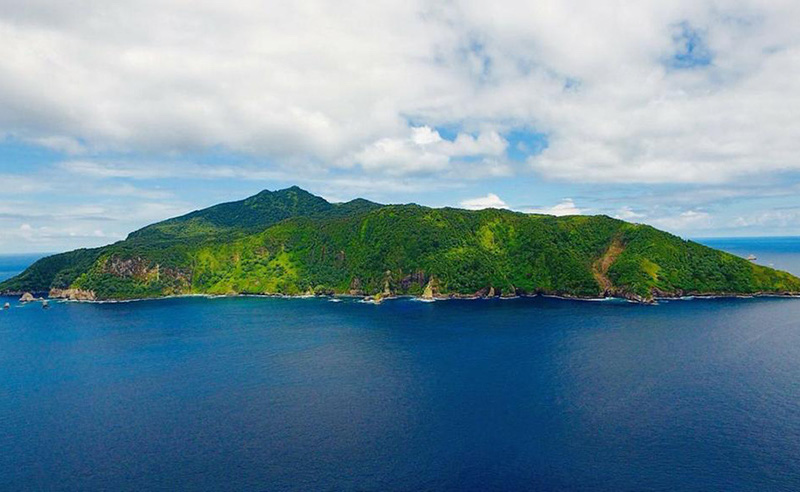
3,186,799,303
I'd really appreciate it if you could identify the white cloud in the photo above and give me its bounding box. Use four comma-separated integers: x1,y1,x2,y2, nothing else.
345,126,507,175
25,136,86,155
0,0,797,186
59,160,297,182
615,206,646,221
0,173,193,252
522,199,585,216
460,193,508,210
99,184,172,200
0,174,52,194
58,161,161,179
55,158,478,199
459,194,585,216
7,222,123,245
650,210,712,230
734,208,800,229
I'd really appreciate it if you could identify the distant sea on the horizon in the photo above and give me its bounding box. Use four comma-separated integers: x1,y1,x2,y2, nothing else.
2,237,800,490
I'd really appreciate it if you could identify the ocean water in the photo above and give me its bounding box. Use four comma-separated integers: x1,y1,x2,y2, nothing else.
1,239,800,491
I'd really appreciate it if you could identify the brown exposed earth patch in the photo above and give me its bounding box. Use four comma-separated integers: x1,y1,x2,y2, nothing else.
592,238,625,295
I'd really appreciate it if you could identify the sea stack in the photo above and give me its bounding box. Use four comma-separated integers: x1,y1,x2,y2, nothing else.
20,292,35,303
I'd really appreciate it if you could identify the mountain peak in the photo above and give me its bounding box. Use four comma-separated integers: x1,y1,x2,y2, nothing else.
127,185,333,241
252,185,311,197
260,185,309,194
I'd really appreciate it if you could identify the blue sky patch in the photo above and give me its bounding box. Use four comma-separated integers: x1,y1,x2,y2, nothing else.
671,21,713,69
433,125,460,142
505,130,548,162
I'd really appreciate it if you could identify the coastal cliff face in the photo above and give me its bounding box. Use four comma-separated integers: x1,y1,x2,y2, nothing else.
49,289,97,301
65,255,193,299
3,187,800,302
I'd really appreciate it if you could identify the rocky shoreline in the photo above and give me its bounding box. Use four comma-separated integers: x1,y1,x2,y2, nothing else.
7,287,794,305
48,288,97,301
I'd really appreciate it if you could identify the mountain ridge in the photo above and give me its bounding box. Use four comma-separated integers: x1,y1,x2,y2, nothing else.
3,187,799,303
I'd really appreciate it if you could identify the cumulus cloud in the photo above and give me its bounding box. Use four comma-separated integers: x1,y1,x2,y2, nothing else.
649,210,712,230
0,174,52,194
8,222,122,245
460,193,508,210
459,194,585,216
0,173,194,252
615,206,646,221
522,199,585,216
0,0,798,185
59,160,287,181
345,126,507,176
734,208,800,229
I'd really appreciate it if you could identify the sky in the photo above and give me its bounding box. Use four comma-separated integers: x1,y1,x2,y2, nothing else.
1,0,800,254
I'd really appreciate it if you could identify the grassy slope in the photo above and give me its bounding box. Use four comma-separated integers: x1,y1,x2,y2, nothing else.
3,188,799,301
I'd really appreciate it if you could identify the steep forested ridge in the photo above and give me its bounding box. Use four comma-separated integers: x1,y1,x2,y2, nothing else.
3,187,799,302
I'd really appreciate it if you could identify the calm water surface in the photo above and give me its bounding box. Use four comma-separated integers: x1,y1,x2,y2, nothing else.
1,239,800,491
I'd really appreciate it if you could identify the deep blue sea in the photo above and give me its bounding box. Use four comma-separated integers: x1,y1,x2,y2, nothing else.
2,239,800,491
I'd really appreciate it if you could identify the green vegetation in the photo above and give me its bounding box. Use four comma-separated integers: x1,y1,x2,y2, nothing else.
3,187,799,302
0,248,103,294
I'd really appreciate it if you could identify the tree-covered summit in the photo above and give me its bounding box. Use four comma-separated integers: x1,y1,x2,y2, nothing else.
3,187,799,302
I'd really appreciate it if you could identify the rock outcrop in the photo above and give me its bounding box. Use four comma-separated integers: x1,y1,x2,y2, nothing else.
399,270,427,291
349,277,364,295
592,238,624,296
49,289,97,301
421,277,440,299
382,270,394,297
104,256,190,285
19,292,36,302
501,285,517,298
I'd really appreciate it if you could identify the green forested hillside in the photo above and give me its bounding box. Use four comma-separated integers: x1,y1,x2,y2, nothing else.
3,187,799,302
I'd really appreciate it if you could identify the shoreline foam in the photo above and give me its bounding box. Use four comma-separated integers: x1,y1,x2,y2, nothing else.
7,290,796,306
